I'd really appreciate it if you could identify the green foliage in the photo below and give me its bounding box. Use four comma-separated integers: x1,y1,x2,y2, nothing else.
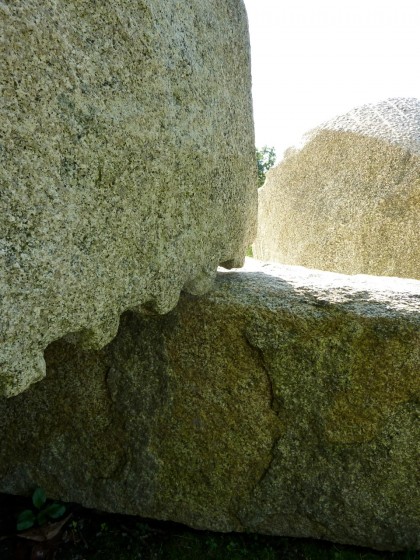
32,487,46,509
16,487,66,531
16,510,36,531
256,145,276,187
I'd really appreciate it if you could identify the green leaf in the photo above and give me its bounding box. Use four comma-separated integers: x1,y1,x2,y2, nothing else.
37,510,48,526
32,487,47,509
17,510,35,531
17,519,35,531
43,503,66,519
17,509,36,522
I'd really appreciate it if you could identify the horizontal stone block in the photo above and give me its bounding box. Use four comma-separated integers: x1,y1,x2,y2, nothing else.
1,260,419,551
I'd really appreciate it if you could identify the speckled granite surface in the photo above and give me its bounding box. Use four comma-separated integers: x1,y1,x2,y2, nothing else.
0,0,256,396
1,260,419,550
254,98,420,280
317,98,420,153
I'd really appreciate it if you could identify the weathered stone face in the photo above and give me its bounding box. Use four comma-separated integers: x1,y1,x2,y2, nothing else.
0,0,257,396
1,260,419,551
253,98,420,280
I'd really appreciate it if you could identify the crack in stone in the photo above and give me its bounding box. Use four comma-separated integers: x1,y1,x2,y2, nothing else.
238,332,284,522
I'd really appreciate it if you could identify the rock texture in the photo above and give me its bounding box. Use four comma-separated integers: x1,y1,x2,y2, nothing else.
253,98,420,280
1,259,419,551
0,0,256,396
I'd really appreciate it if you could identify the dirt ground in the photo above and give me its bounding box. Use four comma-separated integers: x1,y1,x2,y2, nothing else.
0,493,418,560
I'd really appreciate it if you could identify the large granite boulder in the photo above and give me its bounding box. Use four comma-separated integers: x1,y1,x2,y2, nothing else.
0,0,256,396
253,98,420,280
1,260,419,551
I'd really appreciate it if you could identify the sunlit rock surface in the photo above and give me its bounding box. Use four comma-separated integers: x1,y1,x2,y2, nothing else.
0,0,256,396
1,260,419,551
254,98,420,280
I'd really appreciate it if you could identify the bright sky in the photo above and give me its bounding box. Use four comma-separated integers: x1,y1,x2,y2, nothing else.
243,0,420,160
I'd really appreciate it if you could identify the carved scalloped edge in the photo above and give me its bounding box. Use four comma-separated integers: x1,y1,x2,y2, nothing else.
0,347,46,398
1,255,245,398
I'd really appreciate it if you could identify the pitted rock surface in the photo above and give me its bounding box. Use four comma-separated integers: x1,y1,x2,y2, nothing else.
0,260,419,550
0,0,256,396
314,97,420,153
254,98,420,280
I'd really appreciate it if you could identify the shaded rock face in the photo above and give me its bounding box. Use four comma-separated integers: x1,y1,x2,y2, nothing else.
0,0,256,396
253,98,420,280
1,260,419,551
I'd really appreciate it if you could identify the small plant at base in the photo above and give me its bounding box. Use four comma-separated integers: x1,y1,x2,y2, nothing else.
16,487,66,531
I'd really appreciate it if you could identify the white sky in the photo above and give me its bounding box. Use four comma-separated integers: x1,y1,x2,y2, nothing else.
243,0,420,159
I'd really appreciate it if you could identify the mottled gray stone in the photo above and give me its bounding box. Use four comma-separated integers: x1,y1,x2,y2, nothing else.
254,98,420,280
1,260,419,551
0,0,257,396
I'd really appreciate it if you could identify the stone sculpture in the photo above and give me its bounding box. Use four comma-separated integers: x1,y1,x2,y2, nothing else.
1,260,419,551
0,0,256,396
2,3,419,552
254,98,420,280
